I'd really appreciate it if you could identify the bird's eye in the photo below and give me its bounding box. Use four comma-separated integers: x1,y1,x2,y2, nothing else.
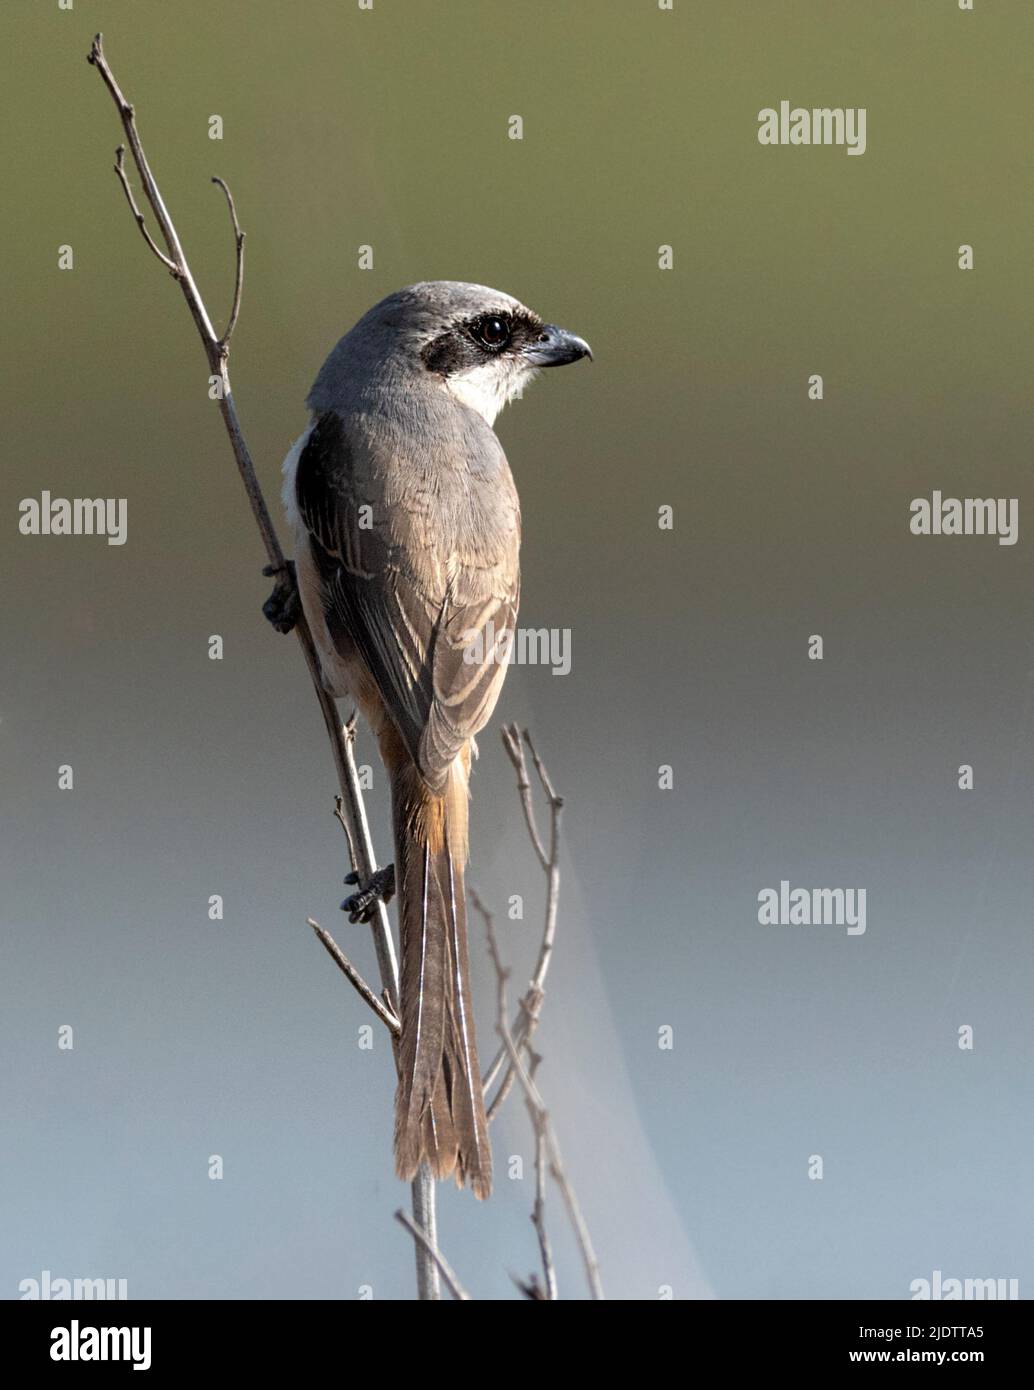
472,315,511,350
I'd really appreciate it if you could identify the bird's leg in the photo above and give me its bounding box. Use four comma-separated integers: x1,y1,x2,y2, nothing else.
261,560,301,634
341,864,396,923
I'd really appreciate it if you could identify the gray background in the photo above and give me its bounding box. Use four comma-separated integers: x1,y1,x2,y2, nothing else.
2,0,1032,1298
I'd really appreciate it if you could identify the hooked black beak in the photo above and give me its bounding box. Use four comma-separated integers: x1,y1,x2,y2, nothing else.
523,323,593,367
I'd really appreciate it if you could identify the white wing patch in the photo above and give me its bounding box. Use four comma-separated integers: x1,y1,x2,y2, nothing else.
281,422,314,535
278,419,355,699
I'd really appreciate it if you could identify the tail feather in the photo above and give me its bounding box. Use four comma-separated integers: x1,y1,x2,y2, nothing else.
441,850,491,1191
392,762,492,1199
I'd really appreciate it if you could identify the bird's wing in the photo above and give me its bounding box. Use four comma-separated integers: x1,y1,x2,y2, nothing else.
295,410,521,792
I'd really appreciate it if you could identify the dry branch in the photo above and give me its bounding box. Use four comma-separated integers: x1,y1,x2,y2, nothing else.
472,728,602,1300
484,915,604,1301
86,32,437,1300
527,1051,559,1301
306,919,400,1035
480,724,562,1117
394,1211,472,1302
210,175,245,348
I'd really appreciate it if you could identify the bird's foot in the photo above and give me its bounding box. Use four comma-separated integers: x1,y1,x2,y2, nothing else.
341,864,396,924
262,560,300,634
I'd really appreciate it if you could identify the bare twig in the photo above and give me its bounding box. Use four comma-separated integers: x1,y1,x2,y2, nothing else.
333,795,359,869
211,176,244,348
480,724,563,1114
484,989,543,1122
485,920,604,1300
513,727,563,990
87,32,435,1301
113,146,178,272
470,888,541,1120
88,35,221,359
394,1210,472,1302
527,1051,558,1300
306,919,400,1035
501,723,549,870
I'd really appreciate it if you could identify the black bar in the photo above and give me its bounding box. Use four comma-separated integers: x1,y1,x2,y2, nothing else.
3,1298,1028,1376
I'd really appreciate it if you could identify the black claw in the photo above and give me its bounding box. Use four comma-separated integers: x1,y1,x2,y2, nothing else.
262,560,300,634
341,863,396,924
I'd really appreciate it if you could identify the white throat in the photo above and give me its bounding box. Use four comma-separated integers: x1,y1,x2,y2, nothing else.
444,359,536,427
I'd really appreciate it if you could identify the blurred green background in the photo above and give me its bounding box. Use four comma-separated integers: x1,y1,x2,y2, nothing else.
3,0,1033,1299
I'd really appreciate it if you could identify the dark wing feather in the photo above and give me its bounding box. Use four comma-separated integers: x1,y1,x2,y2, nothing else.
296,411,520,791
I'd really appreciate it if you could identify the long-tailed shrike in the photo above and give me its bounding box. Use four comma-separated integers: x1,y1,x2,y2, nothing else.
267,282,590,1198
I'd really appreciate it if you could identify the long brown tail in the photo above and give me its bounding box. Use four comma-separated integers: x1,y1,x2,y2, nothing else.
390,751,492,1199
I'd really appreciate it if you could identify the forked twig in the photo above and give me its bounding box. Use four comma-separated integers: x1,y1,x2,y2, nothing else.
472,732,601,1299
527,1051,558,1300
484,918,603,1301
306,919,400,1035
211,176,245,348
394,1210,471,1302
87,31,437,1300
480,724,563,1115
113,146,178,272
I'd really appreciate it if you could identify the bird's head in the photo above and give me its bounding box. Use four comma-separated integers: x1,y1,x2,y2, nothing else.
319,281,591,427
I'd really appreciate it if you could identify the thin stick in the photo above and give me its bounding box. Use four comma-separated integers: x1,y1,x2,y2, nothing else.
333,795,359,869
481,724,563,1111
484,989,542,1122
527,1052,558,1300
307,919,400,1035
523,728,563,990
86,28,399,1015
501,723,549,870
211,176,244,348
485,914,604,1300
87,32,434,1300
113,146,178,272
394,1210,472,1302
338,716,400,1010
470,886,542,1121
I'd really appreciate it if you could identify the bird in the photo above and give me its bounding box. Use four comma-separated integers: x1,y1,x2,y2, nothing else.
267,281,591,1198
